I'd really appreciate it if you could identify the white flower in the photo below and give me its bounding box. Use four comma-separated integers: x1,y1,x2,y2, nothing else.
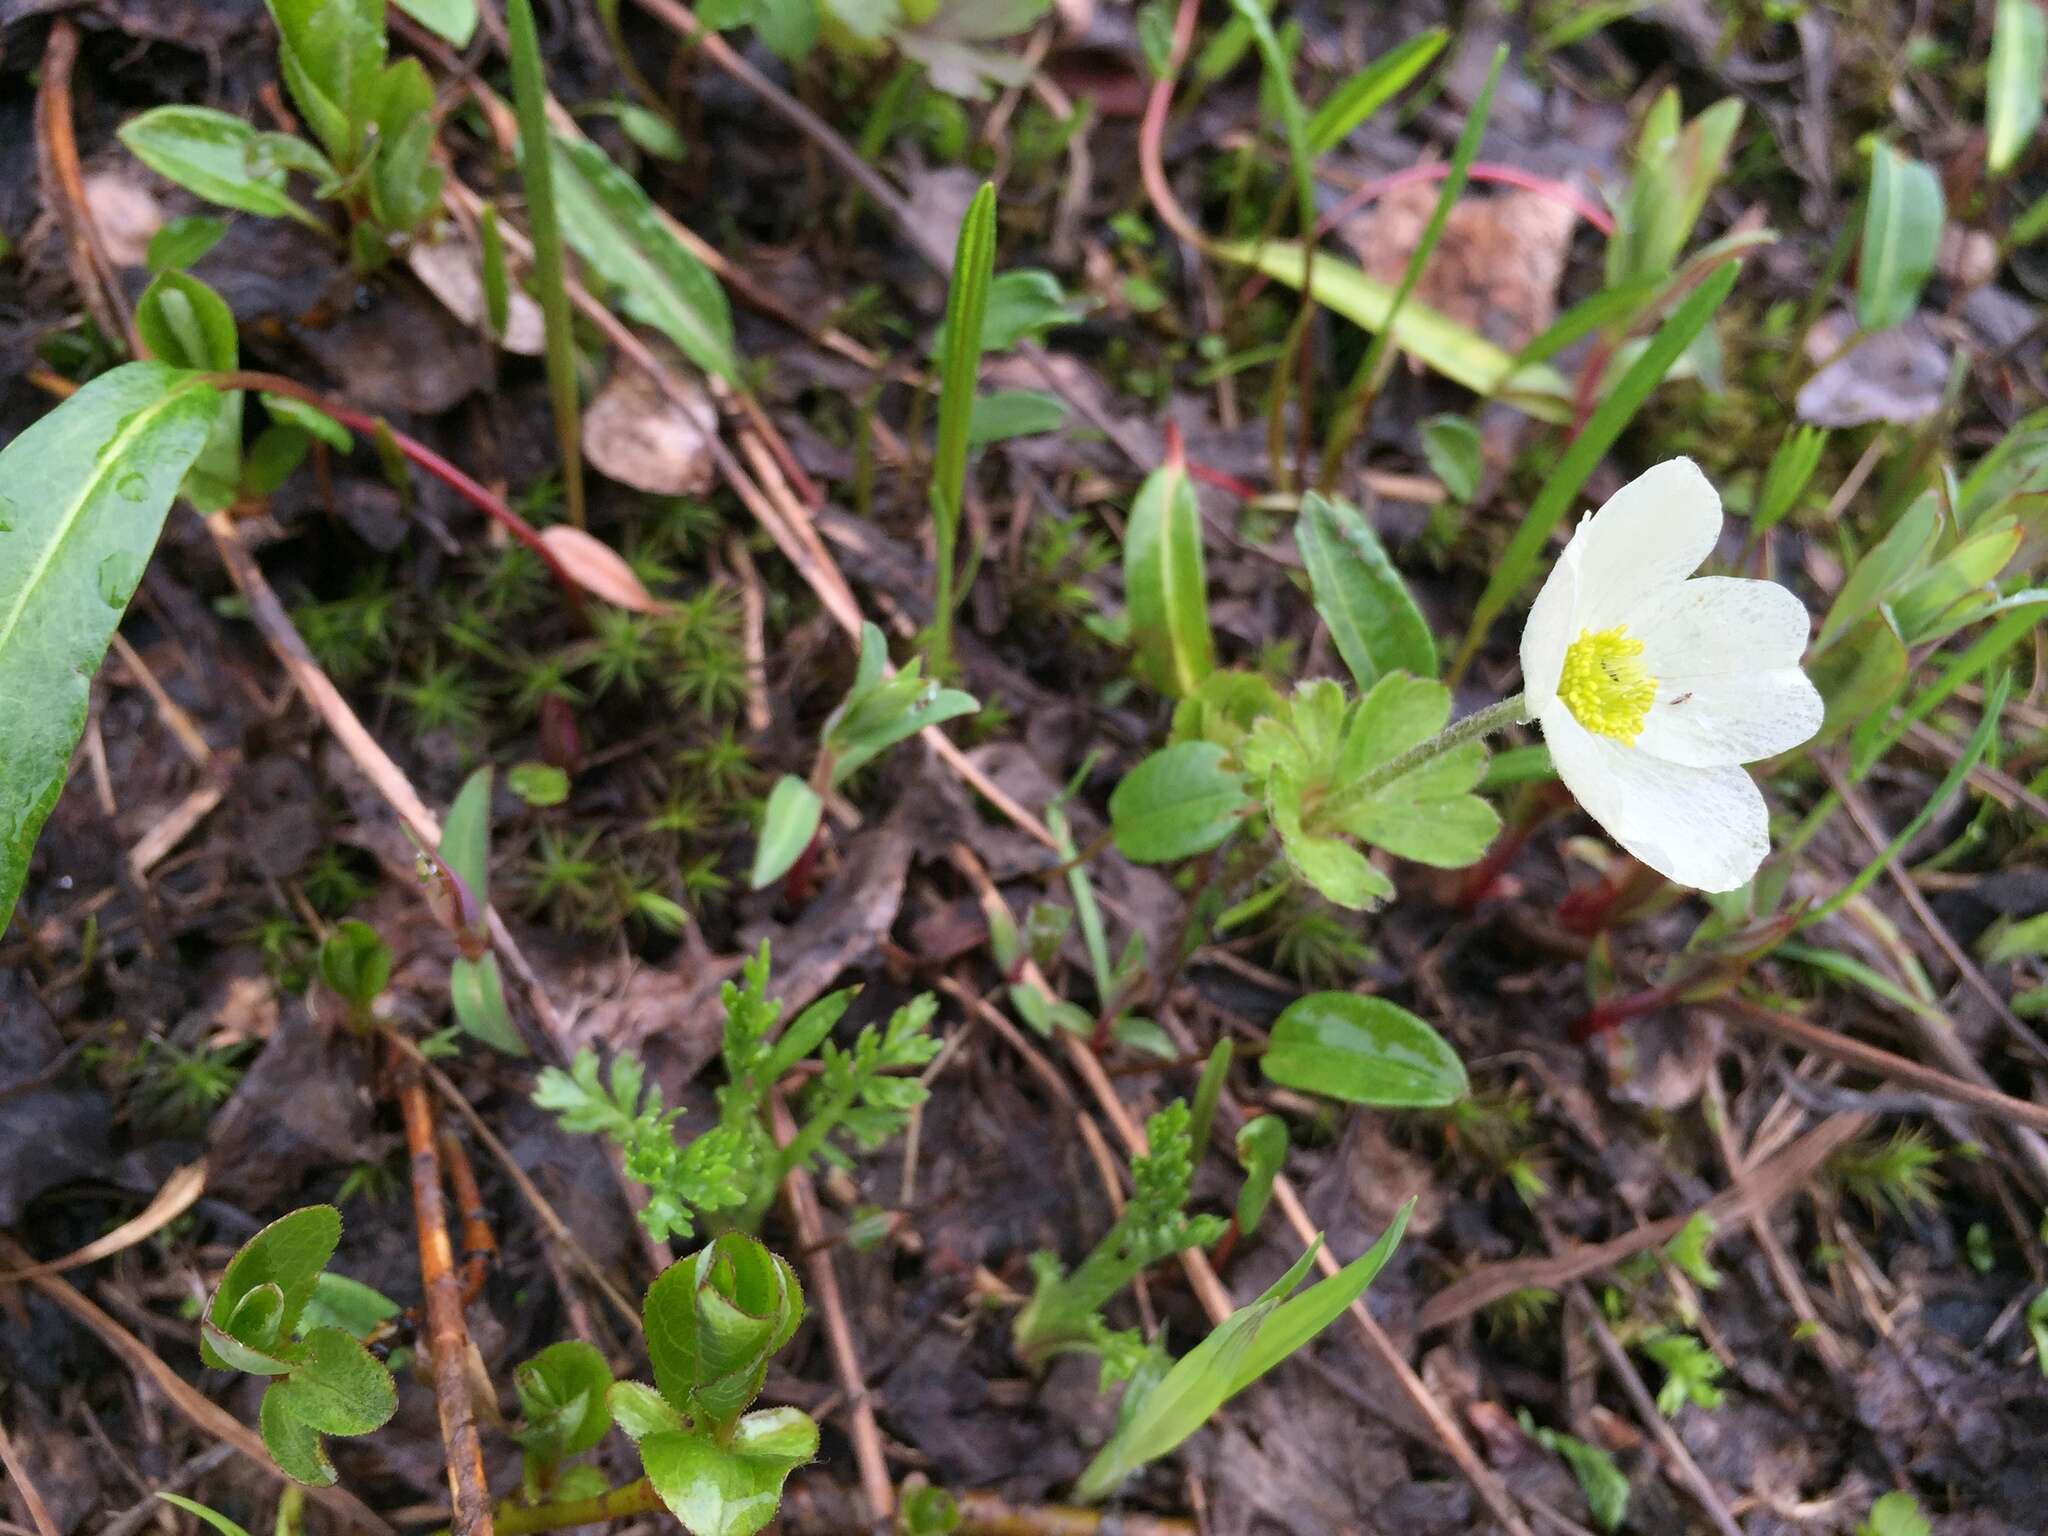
1519,458,1823,892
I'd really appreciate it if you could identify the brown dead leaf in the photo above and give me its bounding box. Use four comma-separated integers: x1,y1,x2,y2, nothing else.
583,361,717,496
537,525,667,613
406,230,545,354
1341,182,1576,353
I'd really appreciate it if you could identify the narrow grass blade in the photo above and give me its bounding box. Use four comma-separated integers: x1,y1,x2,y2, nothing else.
506,0,586,528
929,180,997,673
1305,30,1447,155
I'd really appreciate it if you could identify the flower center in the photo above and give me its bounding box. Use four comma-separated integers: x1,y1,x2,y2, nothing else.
1557,626,1657,744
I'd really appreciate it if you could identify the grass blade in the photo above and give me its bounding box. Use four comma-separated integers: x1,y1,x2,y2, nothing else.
1452,261,1739,678
929,180,997,674
1304,29,1447,155
506,0,586,529
1856,142,1943,333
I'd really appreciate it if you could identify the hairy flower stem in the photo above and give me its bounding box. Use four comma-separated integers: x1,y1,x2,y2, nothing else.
1314,692,1528,826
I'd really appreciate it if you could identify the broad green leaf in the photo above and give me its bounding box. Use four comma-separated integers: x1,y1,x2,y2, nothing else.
146,214,229,273
1989,0,2047,176
508,761,569,805
549,134,738,383
452,953,527,1056
1862,1492,1932,1536
750,776,822,890
200,1318,294,1376
300,1273,401,1340
1304,29,1446,154
1124,456,1213,697
1857,143,1943,333
967,389,1066,445
1109,743,1250,863
156,1496,253,1536
1270,772,1391,909
201,1200,338,1369
1294,492,1434,689
1234,1114,1286,1234
0,364,219,933
318,919,392,1007
935,269,1080,354
1419,414,1481,502
395,0,480,45
118,107,313,222
135,271,243,512
440,765,493,908
1261,992,1467,1107
267,0,386,165
517,1339,614,1458
640,1410,818,1536
1219,239,1570,414
609,1380,686,1440
1455,260,1737,672
259,1384,334,1485
269,1326,398,1435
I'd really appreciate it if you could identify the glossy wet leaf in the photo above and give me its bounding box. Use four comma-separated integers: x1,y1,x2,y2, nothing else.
640,1409,819,1536
1262,992,1467,1107
1123,455,1213,697
268,1327,398,1436
135,271,243,512
609,1380,685,1440
118,106,312,221
1109,743,1250,863
1294,492,1435,689
751,776,822,890
549,133,738,383
517,1339,614,1458
0,363,219,934
1857,143,1943,333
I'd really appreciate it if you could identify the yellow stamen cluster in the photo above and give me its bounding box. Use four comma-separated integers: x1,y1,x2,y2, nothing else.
1557,625,1657,744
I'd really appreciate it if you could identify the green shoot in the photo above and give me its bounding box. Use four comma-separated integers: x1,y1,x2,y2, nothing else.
1828,1128,1945,1219
929,181,997,674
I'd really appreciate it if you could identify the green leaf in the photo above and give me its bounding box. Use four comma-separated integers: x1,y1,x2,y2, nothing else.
1606,93,1743,288
640,1410,818,1536
1811,612,1908,746
440,765,493,909
0,363,219,934
1108,743,1250,863
1527,1423,1629,1532
1455,260,1737,672
1988,0,2047,176
1216,239,1571,415
201,1317,295,1376
1234,1114,1286,1235
134,272,243,512
1294,492,1435,690
609,1380,686,1441
147,215,229,274
300,1272,401,1340
1123,455,1214,697
267,0,386,165
1228,1201,1410,1386
1262,992,1467,1107
1419,414,1482,502
1269,772,1391,909
1987,912,2048,964
1304,29,1446,154
259,1384,335,1485
156,1495,254,1536
118,106,314,221
1860,1491,1931,1536
508,761,569,806
269,1326,398,1435
262,394,353,451
935,269,1080,354
547,133,739,383
394,0,480,45
2027,1287,2048,1379
750,776,822,890
452,953,528,1056
967,389,1067,445
820,625,978,783
318,919,392,1007
202,1207,340,1374
929,181,997,669
1754,425,1827,534
516,1339,615,1458
1857,143,1943,333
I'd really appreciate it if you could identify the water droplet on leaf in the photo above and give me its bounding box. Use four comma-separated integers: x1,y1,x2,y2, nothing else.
97,551,142,609
115,470,149,502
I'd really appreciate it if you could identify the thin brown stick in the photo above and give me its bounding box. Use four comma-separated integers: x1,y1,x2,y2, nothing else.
1563,1285,1744,1536
1420,1113,1869,1330
35,20,138,355
1727,999,2048,1133
0,1414,60,1536
438,1128,499,1306
394,1050,495,1536
0,1238,393,1534
766,1090,895,1523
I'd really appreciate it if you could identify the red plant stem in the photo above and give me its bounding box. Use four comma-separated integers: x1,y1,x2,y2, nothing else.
206,370,586,613
1571,983,1679,1044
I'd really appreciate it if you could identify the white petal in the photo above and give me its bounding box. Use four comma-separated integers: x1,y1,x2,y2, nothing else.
1569,458,1723,629
1519,540,1578,717
1633,667,1825,767
1628,576,1813,678
1540,707,1771,891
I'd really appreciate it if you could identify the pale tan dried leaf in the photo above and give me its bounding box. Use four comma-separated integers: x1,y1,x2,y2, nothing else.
583,362,716,496
537,525,666,613
406,230,546,354
83,168,165,268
